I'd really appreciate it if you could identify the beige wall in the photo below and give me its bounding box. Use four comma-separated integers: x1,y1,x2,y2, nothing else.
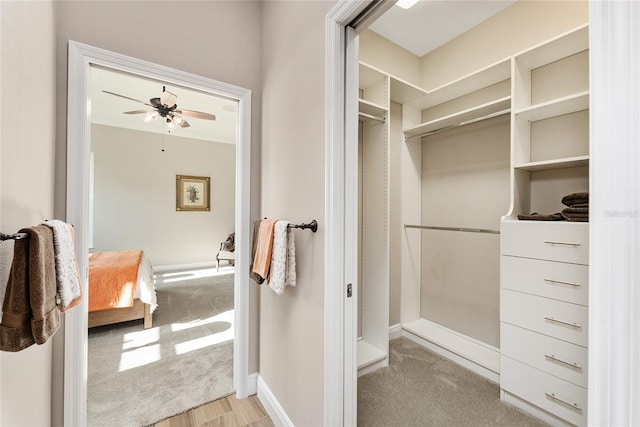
359,30,421,86
260,1,335,425
0,2,58,426
420,0,589,89
91,125,236,266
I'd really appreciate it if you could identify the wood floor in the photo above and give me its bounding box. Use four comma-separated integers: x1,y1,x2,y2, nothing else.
154,394,274,427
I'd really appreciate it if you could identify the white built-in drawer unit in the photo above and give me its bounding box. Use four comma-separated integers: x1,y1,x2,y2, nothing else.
501,357,587,427
501,221,589,265
501,218,589,426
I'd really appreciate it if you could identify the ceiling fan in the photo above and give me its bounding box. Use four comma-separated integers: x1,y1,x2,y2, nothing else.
103,86,216,129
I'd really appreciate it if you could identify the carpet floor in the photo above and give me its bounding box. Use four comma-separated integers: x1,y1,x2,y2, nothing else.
358,337,549,427
88,268,235,427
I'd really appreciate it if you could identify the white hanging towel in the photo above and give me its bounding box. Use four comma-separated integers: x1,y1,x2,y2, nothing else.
268,220,296,295
42,220,82,310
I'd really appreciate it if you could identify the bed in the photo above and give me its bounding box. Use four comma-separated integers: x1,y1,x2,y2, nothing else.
88,250,157,329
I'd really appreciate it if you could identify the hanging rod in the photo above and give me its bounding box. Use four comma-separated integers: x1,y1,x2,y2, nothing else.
405,108,510,141
0,232,30,242
404,224,500,235
287,220,318,233
358,112,386,124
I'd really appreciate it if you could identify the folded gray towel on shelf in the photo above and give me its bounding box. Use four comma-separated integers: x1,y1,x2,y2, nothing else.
562,192,589,207
517,212,565,221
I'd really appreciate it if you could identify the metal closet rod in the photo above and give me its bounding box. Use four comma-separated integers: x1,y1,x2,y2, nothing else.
358,112,386,124
406,108,510,141
0,232,30,241
404,224,500,235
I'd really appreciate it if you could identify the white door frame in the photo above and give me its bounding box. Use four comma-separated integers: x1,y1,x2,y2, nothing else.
64,41,252,426
325,1,640,426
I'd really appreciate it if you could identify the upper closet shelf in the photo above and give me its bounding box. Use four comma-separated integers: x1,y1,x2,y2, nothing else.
516,91,589,122
410,59,511,110
515,24,589,69
404,96,511,139
359,98,387,117
515,155,589,172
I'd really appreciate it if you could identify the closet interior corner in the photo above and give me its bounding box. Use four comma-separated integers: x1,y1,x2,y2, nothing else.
356,7,590,426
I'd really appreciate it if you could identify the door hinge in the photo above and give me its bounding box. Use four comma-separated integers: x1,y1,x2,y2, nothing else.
347,283,353,298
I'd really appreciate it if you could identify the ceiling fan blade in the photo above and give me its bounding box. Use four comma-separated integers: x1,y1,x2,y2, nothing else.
177,109,217,121
103,90,152,106
180,119,191,128
123,110,148,115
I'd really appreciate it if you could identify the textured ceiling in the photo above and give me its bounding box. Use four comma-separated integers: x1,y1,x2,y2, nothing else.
90,66,237,144
369,0,516,58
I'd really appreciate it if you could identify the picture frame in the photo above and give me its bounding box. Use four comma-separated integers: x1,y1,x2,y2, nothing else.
176,175,210,211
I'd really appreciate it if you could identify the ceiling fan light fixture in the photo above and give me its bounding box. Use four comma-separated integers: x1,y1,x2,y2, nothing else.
144,110,158,122
173,115,184,126
166,117,175,129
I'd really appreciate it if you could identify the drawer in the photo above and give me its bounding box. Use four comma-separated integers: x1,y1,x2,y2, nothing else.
501,356,587,426
501,255,588,305
501,289,588,347
501,221,589,265
501,323,588,388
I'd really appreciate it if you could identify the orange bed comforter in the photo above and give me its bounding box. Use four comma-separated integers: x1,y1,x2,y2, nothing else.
89,250,143,312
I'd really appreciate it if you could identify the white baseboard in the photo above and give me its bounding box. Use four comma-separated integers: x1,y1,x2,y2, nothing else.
257,375,294,427
389,323,402,340
153,261,217,273
402,318,500,383
247,372,258,396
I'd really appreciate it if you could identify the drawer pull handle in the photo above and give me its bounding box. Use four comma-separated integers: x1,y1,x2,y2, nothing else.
544,316,582,329
544,240,581,247
544,354,583,370
545,392,583,413
544,278,581,287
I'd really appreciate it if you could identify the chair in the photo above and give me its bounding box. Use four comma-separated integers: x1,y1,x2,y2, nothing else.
216,232,235,271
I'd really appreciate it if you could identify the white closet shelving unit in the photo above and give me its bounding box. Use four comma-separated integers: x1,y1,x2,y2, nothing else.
357,62,390,375
501,24,589,427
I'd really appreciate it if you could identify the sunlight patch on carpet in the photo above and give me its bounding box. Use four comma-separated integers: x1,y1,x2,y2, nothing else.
118,344,161,372
174,313,234,355
171,309,234,332
157,267,234,284
122,327,160,350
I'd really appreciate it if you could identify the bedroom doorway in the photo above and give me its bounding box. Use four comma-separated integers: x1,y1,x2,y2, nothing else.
65,42,252,426
85,65,240,425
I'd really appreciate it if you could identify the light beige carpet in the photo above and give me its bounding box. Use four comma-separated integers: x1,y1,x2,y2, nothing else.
88,268,234,427
358,337,549,426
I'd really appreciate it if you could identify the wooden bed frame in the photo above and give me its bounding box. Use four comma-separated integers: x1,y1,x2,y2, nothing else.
88,300,153,329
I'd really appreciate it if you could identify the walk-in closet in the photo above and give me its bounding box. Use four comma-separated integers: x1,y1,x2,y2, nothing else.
355,1,589,425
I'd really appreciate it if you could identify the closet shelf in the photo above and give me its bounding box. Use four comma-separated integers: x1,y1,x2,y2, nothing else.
514,155,589,172
516,91,589,122
404,96,511,138
357,340,387,369
359,62,387,89
390,76,428,107
359,98,388,117
515,24,589,69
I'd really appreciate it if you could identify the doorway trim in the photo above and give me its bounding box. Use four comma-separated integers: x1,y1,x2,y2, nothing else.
65,41,252,426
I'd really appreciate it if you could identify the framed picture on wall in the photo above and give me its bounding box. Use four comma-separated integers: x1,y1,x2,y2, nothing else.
176,175,210,211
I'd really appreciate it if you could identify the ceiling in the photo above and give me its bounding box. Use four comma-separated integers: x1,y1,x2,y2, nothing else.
90,66,238,144
369,0,516,58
